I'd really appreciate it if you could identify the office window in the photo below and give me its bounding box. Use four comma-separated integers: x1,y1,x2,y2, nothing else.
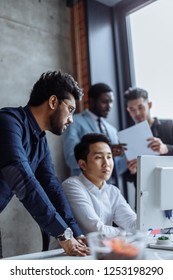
128,0,173,119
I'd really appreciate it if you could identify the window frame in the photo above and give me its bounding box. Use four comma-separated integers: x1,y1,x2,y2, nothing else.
112,0,157,127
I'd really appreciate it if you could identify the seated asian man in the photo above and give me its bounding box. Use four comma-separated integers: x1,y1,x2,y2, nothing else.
62,133,136,238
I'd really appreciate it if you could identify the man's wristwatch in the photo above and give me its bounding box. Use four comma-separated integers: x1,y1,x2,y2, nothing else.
57,228,73,241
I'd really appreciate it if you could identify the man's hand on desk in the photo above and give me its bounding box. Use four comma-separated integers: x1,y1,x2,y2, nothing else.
59,237,89,256
76,235,87,245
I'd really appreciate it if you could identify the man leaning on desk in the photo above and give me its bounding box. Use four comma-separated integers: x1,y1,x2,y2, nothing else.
0,70,89,257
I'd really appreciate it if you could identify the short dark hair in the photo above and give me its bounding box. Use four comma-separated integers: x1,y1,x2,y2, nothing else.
28,70,83,106
124,87,148,103
88,83,112,100
74,133,112,162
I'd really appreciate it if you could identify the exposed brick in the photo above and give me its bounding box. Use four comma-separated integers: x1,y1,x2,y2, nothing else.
70,0,89,112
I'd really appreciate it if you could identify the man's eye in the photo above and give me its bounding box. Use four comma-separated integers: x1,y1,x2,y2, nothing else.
95,156,101,159
107,156,113,160
69,107,75,114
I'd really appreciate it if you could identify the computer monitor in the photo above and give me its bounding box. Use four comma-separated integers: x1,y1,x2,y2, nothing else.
137,155,173,231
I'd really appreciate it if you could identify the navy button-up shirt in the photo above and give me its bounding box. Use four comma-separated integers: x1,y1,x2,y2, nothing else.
0,106,82,237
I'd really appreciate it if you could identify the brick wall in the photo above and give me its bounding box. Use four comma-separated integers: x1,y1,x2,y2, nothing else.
70,0,89,111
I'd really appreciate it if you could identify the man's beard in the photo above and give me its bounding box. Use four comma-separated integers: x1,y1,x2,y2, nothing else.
49,108,64,135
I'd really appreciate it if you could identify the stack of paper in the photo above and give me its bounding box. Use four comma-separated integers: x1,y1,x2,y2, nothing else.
117,120,159,160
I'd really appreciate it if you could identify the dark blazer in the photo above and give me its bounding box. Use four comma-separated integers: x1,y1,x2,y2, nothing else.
124,117,173,186
151,118,173,155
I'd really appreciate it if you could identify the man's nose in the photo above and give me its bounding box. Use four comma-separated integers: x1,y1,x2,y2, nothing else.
67,115,73,124
103,157,109,165
107,102,112,110
135,108,140,115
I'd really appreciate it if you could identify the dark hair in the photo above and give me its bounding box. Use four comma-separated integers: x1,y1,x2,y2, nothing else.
28,70,83,106
74,133,112,162
124,87,148,103
88,83,112,100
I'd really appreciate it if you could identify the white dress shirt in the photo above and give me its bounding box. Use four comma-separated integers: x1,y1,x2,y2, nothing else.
62,173,136,237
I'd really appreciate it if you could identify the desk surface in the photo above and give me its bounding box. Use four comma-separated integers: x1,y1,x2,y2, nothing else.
3,247,173,260
4,248,92,260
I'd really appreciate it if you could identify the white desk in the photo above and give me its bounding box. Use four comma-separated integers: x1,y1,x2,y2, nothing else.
3,247,173,260
144,247,173,260
3,248,92,260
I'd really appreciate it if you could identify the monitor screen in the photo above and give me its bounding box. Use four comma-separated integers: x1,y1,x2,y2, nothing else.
136,155,173,231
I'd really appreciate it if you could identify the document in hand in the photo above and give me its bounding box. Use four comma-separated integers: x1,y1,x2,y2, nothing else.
117,120,159,160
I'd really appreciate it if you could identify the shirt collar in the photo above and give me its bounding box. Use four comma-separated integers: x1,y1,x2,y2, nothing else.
23,105,45,139
87,109,100,122
79,173,106,192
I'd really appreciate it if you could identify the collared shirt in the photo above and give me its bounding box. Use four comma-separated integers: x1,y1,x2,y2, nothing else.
62,173,136,237
86,109,105,133
0,106,82,238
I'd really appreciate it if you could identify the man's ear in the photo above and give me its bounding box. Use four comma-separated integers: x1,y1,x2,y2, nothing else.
78,159,87,171
148,101,152,109
49,95,58,110
126,106,130,112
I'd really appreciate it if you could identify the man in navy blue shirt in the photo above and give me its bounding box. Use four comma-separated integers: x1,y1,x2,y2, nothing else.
0,70,88,256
